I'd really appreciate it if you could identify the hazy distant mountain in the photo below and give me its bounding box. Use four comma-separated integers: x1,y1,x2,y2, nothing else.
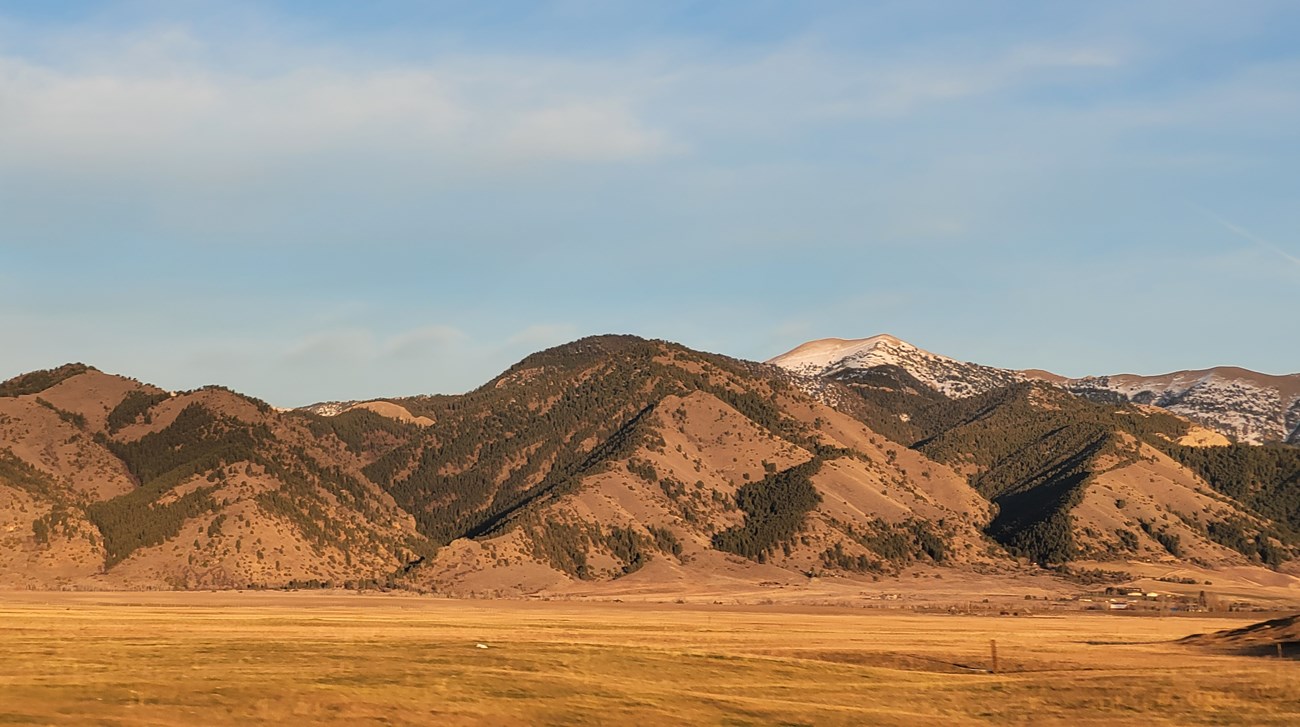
770,336,1300,445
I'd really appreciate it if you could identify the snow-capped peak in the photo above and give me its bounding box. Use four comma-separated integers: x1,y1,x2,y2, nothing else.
768,335,1022,399
767,335,930,375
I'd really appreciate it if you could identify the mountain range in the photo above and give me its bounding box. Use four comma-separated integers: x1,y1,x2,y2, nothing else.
1,335,1297,598
769,335,1300,445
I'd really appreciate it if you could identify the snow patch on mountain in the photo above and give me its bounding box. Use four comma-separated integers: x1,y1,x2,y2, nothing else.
767,335,1023,399
1067,372,1300,445
301,401,359,417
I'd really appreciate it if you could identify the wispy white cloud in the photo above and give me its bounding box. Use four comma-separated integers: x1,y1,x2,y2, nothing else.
501,101,677,162
0,50,675,179
283,326,477,365
506,323,580,347
260,323,582,402
385,325,469,359
861,43,1126,116
282,328,375,365
0,20,1133,180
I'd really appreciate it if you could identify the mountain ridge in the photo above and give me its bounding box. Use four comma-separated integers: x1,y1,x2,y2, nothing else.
2,334,1298,599
769,335,1300,444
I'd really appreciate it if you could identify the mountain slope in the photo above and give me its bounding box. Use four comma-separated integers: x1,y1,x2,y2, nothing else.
0,365,432,589
405,366,1001,595
769,350,1298,569
337,336,1002,593
912,385,1281,566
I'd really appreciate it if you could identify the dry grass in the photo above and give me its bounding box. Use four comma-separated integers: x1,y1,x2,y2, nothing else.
0,592,1296,725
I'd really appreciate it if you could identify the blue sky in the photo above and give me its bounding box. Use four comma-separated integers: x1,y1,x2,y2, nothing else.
1,1,1297,405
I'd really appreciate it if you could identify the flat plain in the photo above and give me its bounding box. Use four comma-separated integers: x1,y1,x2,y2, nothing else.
0,592,1296,726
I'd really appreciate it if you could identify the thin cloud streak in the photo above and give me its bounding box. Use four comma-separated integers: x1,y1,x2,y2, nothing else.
1196,206,1300,268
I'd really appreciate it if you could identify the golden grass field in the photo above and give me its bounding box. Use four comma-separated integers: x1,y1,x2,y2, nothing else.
0,592,1296,726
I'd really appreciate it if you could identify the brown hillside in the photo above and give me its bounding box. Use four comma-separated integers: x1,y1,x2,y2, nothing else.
2,336,1297,597
0,395,136,501
1182,614,1300,657
0,370,434,590
1072,436,1265,565
411,384,1001,596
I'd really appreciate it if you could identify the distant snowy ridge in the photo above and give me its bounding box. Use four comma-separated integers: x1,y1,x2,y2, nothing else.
300,400,359,417
769,336,1300,445
1065,369,1300,445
